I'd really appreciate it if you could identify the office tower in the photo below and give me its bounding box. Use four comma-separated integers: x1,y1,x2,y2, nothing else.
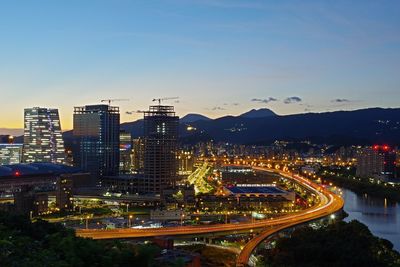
356,145,397,179
23,107,66,164
0,144,23,165
132,138,144,173
142,105,179,194
73,105,120,180
119,130,132,174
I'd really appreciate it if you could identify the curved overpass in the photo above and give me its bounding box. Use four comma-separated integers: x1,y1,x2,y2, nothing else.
236,168,344,266
76,168,343,256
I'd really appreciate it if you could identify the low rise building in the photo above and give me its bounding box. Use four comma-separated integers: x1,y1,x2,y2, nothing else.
0,144,23,165
150,209,190,221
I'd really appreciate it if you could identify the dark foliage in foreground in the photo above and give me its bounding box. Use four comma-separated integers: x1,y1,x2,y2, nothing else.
0,211,160,267
261,220,400,267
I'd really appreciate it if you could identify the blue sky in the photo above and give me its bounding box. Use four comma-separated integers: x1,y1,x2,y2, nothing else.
0,0,399,129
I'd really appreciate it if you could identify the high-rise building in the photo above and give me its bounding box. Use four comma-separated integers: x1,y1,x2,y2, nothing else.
23,107,66,164
132,138,144,173
0,144,23,165
142,105,179,193
356,145,397,180
73,105,120,180
119,130,132,174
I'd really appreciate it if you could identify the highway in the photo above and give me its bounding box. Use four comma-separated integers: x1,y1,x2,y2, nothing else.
235,167,344,266
76,167,344,257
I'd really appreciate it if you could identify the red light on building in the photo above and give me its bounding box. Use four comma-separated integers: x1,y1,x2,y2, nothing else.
14,171,21,176
383,145,389,151
373,145,379,150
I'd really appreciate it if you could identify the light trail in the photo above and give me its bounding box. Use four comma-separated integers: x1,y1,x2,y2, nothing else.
76,166,343,267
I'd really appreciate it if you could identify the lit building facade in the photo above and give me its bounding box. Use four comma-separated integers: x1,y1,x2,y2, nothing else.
73,105,120,180
132,138,144,173
178,150,194,175
0,144,23,165
142,105,179,193
23,107,66,164
119,130,132,174
356,145,397,179
56,178,73,211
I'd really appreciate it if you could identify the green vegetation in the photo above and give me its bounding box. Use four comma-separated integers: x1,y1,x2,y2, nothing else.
0,211,160,267
319,167,400,202
258,220,400,267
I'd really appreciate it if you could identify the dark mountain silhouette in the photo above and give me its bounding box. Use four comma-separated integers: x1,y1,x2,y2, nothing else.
59,108,400,146
180,113,211,123
239,108,276,118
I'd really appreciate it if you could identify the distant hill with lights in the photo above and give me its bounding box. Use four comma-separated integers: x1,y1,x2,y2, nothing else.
117,107,400,146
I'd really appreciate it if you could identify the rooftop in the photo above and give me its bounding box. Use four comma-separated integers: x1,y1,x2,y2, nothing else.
226,185,287,195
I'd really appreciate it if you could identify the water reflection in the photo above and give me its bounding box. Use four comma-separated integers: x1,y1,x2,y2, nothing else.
342,188,400,251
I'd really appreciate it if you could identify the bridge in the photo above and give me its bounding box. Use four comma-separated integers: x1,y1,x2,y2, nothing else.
76,167,344,266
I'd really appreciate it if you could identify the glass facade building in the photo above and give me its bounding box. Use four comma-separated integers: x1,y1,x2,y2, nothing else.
23,107,66,164
119,130,132,174
0,144,23,165
73,105,120,181
142,105,179,193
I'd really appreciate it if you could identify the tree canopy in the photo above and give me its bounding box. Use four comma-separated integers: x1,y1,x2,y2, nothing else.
260,220,400,267
0,211,159,267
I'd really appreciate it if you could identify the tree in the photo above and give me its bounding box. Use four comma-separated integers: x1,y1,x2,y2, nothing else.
261,220,400,267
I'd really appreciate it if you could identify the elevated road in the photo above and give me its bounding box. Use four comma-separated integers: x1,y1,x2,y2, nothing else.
76,168,343,247
236,168,344,266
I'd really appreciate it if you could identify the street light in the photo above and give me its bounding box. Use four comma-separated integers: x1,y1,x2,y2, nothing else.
128,215,133,228
180,213,185,226
225,211,230,224
85,215,90,229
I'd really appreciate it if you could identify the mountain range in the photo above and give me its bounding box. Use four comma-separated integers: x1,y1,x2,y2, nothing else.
119,107,400,146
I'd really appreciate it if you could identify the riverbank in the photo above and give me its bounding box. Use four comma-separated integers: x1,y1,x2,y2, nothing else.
318,167,400,202
341,188,400,252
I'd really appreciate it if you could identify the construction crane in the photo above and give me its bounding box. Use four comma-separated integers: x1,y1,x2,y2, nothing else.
152,97,179,105
100,99,129,105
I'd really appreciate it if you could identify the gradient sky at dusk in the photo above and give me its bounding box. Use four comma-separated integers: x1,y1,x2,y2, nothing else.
0,0,399,130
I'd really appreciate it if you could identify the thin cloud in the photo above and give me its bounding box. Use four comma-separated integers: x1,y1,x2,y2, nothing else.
331,98,350,103
212,106,226,111
284,96,302,104
251,97,278,104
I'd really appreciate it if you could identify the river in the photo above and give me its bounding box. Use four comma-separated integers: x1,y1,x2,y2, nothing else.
342,188,400,251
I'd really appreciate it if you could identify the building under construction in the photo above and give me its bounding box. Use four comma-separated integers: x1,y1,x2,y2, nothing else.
142,105,179,194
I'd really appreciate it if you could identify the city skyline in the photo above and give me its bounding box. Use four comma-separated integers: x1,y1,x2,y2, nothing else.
1,1,400,129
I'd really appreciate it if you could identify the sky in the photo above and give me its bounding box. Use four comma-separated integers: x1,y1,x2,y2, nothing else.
0,0,399,131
